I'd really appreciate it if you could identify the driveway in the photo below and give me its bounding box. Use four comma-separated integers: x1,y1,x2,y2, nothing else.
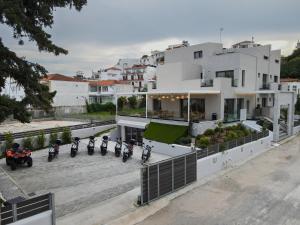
138,135,300,225
0,136,169,218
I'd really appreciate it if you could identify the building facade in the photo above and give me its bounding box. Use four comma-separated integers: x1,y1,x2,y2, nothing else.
116,41,295,143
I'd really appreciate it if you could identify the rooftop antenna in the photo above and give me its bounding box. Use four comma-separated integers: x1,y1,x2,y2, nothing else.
219,27,224,43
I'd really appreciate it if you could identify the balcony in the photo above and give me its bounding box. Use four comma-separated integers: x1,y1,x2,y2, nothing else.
201,79,213,87
260,83,270,90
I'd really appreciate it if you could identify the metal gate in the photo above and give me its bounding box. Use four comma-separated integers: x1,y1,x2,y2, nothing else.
140,151,197,205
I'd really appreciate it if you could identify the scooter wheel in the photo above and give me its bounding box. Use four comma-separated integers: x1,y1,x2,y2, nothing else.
27,157,32,167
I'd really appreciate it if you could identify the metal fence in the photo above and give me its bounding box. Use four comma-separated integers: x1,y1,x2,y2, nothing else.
0,193,55,225
197,130,269,160
0,120,115,142
140,151,197,205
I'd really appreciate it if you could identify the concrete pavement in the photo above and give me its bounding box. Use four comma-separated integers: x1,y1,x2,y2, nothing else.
137,135,300,225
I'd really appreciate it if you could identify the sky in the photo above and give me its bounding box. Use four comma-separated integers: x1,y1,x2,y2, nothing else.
1,0,300,77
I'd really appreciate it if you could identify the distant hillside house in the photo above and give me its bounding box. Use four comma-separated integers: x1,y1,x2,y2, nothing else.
41,74,89,115
281,78,300,102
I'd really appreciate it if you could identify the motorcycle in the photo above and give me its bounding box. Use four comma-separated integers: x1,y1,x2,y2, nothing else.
87,136,95,155
100,136,109,156
48,139,61,162
141,144,153,163
70,137,80,157
114,138,122,157
122,139,134,163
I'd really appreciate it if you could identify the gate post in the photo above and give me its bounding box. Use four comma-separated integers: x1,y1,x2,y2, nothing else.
50,193,56,225
12,203,17,222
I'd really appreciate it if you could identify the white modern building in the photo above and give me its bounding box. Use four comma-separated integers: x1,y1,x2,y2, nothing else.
88,80,133,104
1,78,25,101
41,74,89,115
281,78,300,101
115,41,295,143
296,40,300,49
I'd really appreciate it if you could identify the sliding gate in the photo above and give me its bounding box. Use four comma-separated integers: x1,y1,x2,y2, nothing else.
140,151,197,205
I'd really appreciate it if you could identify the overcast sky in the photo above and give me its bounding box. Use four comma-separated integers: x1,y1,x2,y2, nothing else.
1,0,300,77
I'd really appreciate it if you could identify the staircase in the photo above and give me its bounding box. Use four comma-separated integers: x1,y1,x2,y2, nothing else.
279,120,288,140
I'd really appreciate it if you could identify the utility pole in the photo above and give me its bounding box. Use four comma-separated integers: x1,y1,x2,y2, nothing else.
219,27,224,43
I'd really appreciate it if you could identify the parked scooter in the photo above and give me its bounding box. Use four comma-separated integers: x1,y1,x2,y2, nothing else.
87,136,95,155
141,144,153,163
122,139,134,163
70,137,80,157
48,139,61,162
114,138,122,157
100,136,109,156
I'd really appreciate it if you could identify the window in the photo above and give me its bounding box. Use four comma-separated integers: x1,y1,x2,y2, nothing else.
246,100,250,112
102,86,108,92
89,86,97,92
293,85,297,91
194,51,203,59
216,70,235,86
264,55,269,60
262,98,267,107
153,99,161,111
242,70,245,87
200,72,203,79
270,75,272,79
275,59,279,63
258,73,260,78
131,75,134,80
274,75,278,83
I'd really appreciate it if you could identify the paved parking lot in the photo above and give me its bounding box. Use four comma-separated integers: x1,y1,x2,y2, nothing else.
0,136,169,218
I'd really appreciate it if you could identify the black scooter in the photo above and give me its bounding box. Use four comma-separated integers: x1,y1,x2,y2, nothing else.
114,138,122,157
122,140,134,163
70,137,80,157
141,144,153,163
100,136,108,156
48,139,61,162
87,136,95,155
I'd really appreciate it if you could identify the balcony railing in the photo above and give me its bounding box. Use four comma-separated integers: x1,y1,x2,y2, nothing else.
260,83,270,90
147,111,187,121
201,79,213,87
224,113,240,123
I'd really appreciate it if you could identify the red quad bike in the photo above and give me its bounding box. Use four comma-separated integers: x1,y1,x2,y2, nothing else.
5,143,33,171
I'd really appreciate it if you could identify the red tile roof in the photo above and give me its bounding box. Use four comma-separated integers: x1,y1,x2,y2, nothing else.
104,67,121,71
89,80,132,86
43,74,87,82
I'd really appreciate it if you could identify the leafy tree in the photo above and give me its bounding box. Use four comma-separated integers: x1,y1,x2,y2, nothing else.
0,0,87,123
128,96,137,109
23,136,33,149
117,96,127,110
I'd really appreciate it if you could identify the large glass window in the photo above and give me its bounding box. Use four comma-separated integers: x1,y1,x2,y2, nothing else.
194,51,203,59
190,99,205,121
125,127,144,145
216,70,235,86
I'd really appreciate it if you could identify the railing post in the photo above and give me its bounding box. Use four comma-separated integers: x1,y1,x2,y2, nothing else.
12,203,17,222
172,159,174,191
157,164,160,198
50,193,56,225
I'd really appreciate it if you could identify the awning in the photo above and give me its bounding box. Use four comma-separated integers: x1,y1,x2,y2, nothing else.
117,119,148,129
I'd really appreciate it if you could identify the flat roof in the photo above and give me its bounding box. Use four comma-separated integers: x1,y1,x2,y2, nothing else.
116,90,221,96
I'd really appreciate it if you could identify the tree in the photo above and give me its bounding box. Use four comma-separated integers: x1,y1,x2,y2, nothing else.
281,48,300,78
117,96,127,110
0,0,87,123
128,96,137,109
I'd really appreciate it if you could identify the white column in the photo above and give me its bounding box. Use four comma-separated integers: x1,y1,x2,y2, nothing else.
273,93,280,142
145,93,148,118
187,92,191,122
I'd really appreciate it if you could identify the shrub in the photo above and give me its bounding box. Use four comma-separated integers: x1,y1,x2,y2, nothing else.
224,131,238,142
117,96,127,110
176,136,191,145
36,131,46,149
4,132,14,149
203,128,215,136
197,136,210,149
128,96,137,109
61,127,72,144
139,95,146,108
23,136,33,150
49,130,58,145
85,99,92,113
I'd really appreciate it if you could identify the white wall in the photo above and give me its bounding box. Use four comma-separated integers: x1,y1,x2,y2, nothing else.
143,138,192,157
191,121,217,136
50,80,89,107
10,210,52,225
197,132,272,180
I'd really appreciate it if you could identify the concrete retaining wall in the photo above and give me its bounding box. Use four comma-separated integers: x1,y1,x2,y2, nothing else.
10,210,52,225
143,138,192,157
197,132,272,180
0,124,116,151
